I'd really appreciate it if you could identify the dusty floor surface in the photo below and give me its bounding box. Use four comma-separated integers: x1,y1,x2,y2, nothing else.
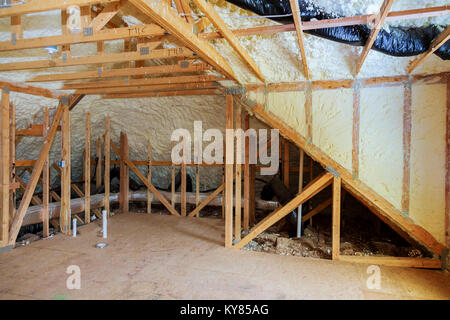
0,213,449,300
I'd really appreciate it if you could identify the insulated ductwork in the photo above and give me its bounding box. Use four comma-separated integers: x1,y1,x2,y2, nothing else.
226,0,450,59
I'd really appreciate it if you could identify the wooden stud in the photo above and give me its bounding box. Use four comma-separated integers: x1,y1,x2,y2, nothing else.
234,172,333,249
446,81,450,249
297,148,304,237
243,111,250,230
352,81,360,179
171,141,176,207
408,26,450,74
147,139,152,214
355,0,395,76
181,137,187,217
235,103,242,240
402,81,412,215
42,107,49,237
283,140,290,188
225,94,234,247
192,0,264,82
119,131,129,213
332,176,341,260
104,116,110,216
195,162,200,217
95,137,102,189
84,112,91,224
1,87,10,247
9,103,15,224
289,0,310,80
60,102,71,234
305,84,312,142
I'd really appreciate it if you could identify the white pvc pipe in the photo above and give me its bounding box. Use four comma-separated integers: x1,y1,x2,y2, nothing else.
72,218,77,237
102,210,107,239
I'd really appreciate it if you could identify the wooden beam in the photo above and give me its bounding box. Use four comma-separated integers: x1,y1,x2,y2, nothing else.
1,87,10,247
0,24,165,52
84,112,91,224
243,111,250,230
234,172,333,250
192,0,264,82
90,0,126,32
42,107,50,238
338,255,441,269
128,0,237,82
74,81,220,95
355,0,394,76
332,176,341,260
9,103,16,224
62,75,225,89
289,0,310,80
174,0,195,24
199,6,450,40
0,47,194,72
352,81,360,179
102,88,222,99
0,0,117,18
8,103,63,245
110,140,180,216
225,94,234,248
408,26,450,74
402,81,412,215
147,139,152,214
60,102,71,234
0,81,61,99
28,61,212,83
104,116,110,216
235,103,242,240
119,132,129,213
95,137,102,189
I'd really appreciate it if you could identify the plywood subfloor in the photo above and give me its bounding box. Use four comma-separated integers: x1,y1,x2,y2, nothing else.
0,213,449,300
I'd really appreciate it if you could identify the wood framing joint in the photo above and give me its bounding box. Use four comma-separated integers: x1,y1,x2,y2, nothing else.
226,86,246,95
326,166,340,178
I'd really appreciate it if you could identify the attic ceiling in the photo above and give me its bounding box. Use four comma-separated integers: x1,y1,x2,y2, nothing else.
0,0,448,93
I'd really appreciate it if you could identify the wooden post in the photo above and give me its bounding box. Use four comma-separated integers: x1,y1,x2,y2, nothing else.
171,141,175,207
84,112,91,224
243,112,250,230
283,140,290,188
147,139,152,214
42,107,49,237
9,103,15,224
104,116,110,216
1,87,10,246
297,148,304,237
249,163,256,225
181,137,186,216
309,156,314,226
60,100,71,234
235,103,242,240
225,94,234,247
332,176,341,260
195,163,200,217
96,137,102,188
119,131,129,213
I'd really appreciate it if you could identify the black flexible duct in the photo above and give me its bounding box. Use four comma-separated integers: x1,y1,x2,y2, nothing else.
226,0,450,60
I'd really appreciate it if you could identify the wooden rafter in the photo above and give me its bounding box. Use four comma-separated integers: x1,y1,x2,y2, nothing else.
192,0,264,83
74,81,220,95
355,0,394,76
289,0,309,80
0,81,62,99
62,75,225,89
27,61,211,83
0,0,117,18
102,88,222,99
0,24,165,52
408,26,450,73
128,0,237,82
199,6,450,40
174,0,195,24
0,47,194,72
90,0,127,32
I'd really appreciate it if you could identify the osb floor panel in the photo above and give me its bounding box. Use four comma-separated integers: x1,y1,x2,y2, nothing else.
0,213,449,300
